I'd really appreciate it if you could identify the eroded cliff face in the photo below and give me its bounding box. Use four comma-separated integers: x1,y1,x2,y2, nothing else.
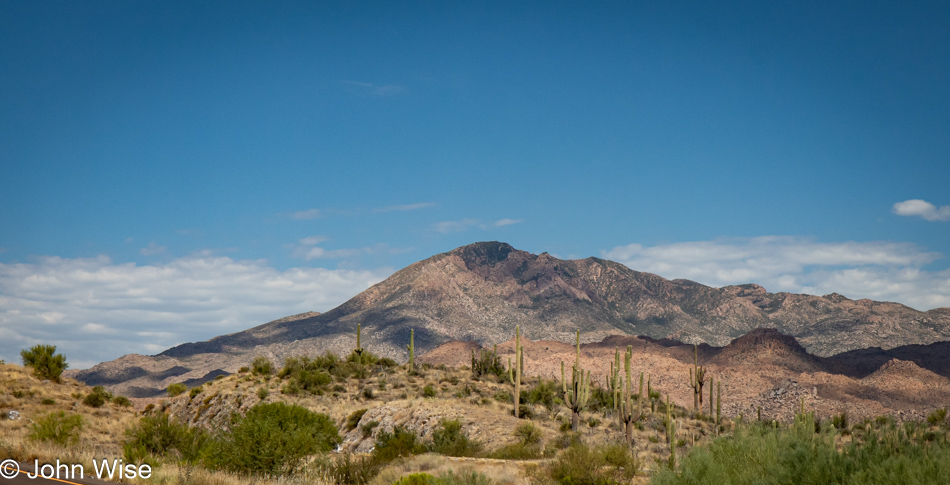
74,241,950,397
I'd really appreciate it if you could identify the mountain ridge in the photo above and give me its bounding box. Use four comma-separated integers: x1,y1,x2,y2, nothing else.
74,241,950,397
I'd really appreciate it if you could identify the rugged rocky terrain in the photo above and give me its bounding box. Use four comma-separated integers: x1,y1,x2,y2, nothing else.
73,241,950,397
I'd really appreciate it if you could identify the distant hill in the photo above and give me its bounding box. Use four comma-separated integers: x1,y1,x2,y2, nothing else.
74,241,950,397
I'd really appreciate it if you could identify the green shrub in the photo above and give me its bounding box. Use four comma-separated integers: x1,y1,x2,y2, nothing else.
525,379,559,410
278,356,334,394
429,418,483,457
346,409,368,432
112,396,132,407
123,413,211,464
29,411,83,446
514,422,543,445
423,384,437,398
20,344,68,382
189,386,203,399
928,408,947,426
257,387,269,400
167,382,187,397
215,402,340,475
361,420,380,438
378,357,398,367
83,386,113,408
251,357,274,376
373,426,426,462
41,398,56,405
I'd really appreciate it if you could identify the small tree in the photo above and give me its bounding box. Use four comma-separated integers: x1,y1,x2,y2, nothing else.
21,344,68,382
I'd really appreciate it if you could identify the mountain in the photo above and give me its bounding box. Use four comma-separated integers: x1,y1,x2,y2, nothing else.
74,241,950,397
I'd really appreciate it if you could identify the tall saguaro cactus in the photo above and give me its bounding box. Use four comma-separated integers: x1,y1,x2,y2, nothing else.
618,345,643,445
354,323,365,366
514,325,523,418
407,328,415,374
562,330,589,432
689,344,707,411
606,348,620,411
667,393,676,469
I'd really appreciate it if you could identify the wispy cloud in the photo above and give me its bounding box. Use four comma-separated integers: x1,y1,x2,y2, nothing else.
494,218,523,227
0,255,392,367
602,236,949,310
435,218,523,233
374,202,436,213
893,199,950,221
341,80,404,96
140,243,167,256
292,209,322,220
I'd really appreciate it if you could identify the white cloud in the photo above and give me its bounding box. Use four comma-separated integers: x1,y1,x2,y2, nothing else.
494,218,523,227
292,209,322,220
602,236,949,311
0,255,391,368
140,242,167,256
892,199,950,221
374,202,435,213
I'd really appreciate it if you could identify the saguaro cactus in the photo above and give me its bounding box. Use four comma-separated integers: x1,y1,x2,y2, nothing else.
708,376,714,417
514,325,523,418
667,393,676,469
606,348,620,410
354,323,365,366
618,345,643,445
562,330,589,432
716,381,722,435
407,328,415,374
689,344,707,411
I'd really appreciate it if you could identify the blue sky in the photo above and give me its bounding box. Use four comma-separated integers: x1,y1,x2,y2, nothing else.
1,1,949,367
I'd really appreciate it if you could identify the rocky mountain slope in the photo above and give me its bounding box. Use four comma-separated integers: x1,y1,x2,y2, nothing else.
74,241,950,397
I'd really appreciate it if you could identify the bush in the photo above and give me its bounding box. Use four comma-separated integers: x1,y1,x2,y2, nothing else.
373,426,426,462
278,356,333,394
423,384,437,398
29,411,83,446
41,398,56,405
251,357,274,376
20,344,68,382
167,382,187,397
257,387,269,400
215,402,340,475
526,379,559,410
189,386,203,399
514,422,543,445
83,386,113,408
113,396,133,407
928,408,948,426
429,418,483,457
123,413,211,464
346,409,368,432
